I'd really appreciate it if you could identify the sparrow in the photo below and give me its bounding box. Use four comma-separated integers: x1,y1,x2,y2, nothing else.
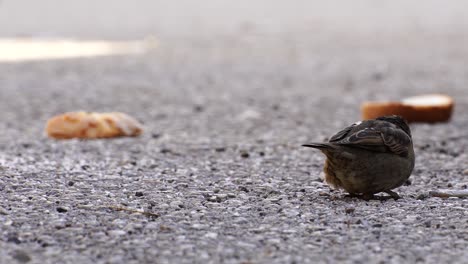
303,115,415,200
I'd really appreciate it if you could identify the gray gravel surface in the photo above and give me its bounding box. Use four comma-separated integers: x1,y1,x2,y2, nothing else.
0,33,467,263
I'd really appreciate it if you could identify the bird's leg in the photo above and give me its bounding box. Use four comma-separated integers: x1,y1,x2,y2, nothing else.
344,193,364,200
345,193,375,200
384,190,401,200
346,193,360,198
361,193,375,201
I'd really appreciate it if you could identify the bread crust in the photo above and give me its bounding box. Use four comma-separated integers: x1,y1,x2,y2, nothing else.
46,112,143,139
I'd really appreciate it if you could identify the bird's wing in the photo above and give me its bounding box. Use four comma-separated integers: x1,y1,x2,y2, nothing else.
332,125,411,157
378,126,412,157
328,122,358,142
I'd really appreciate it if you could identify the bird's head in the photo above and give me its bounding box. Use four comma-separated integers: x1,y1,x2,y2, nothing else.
377,115,411,137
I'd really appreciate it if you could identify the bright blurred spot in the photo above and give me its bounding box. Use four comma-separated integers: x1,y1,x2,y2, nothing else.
0,38,151,62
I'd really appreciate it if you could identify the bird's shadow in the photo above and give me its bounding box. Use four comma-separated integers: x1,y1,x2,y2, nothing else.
343,193,399,201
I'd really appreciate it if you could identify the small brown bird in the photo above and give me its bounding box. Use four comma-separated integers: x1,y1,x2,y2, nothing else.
303,115,415,200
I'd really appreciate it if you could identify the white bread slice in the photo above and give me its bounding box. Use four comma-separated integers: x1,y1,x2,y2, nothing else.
361,94,454,123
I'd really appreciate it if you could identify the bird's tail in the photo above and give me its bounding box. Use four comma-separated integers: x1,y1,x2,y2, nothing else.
302,143,333,150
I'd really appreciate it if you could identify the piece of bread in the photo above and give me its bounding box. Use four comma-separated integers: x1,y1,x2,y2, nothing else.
361,94,454,123
46,112,143,139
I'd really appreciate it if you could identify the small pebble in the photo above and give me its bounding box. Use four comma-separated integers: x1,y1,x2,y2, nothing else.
416,193,428,200
204,232,218,239
0,207,8,215
159,225,173,232
7,236,21,244
424,221,431,228
239,186,249,192
12,250,31,263
215,147,226,152
160,148,171,154
151,133,161,139
108,230,126,236
193,105,204,112
56,207,68,213
240,151,250,158
371,71,384,81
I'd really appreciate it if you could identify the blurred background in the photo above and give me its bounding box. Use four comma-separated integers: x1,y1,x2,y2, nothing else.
2,0,468,61
2,0,468,38
0,0,467,137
